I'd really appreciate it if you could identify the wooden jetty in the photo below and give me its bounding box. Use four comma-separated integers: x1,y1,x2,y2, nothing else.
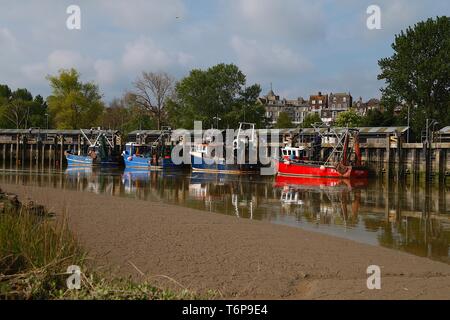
0,128,121,168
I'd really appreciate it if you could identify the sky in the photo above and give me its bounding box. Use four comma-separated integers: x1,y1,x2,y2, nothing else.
0,0,449,103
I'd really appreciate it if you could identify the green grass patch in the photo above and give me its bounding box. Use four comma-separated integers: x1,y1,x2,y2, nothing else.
0,194,212,300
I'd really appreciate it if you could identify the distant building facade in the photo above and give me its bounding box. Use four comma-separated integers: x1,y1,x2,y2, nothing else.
258,89,309,127
354,97,383,116
259,87,383,127
322,92,353,123
308,92,328,121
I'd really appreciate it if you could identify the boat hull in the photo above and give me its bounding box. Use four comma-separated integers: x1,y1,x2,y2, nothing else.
190,152,259,174
276,159,368,179
66,154,118,167
66,154,94,166
122,154,180,170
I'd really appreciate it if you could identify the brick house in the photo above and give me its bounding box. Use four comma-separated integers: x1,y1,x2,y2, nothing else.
308,92,328,121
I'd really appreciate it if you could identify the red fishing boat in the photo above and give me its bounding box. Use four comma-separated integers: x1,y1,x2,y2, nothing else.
276,127,369,179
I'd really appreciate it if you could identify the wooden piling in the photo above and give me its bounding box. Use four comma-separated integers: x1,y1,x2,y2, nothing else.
42,143,45,168
60,136,64,167
385,134,391,179
30,144,33,168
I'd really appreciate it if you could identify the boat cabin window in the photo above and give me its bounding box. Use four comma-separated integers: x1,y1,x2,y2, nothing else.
282,148,305,159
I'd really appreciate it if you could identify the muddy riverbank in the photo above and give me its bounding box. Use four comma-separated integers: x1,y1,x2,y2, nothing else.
1,182,449,299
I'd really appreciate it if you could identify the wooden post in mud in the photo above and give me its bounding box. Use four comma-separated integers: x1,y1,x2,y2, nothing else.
41,143,45,168
49,144,52,168
15,135,20,165
2,144,5,163
396,131,403,181
10,143,13,164
35,142,39,167
30,144,33,168
411,148,417,177
77,134,81,155
376,149,381,176
60,136,64,167
436,148,446,183
385,134,391,179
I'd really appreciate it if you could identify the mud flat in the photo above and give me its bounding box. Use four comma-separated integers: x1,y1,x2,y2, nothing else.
1,182,449,299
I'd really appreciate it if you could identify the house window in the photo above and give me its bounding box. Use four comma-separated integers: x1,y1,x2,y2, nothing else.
318,100,322,104
332,104,335,108
311,100,315,104
343,97,347,102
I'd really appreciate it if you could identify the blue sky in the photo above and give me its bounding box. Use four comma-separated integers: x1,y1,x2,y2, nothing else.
0,0,448,103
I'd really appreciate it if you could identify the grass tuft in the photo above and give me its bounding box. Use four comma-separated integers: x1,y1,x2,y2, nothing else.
0,192,212,300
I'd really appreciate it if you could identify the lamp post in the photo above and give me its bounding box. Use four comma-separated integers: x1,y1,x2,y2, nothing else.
213,116,221,129
407,105,410,143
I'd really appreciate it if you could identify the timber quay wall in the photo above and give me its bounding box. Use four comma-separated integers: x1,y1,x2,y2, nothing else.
0,129,121,168
0,127,449,181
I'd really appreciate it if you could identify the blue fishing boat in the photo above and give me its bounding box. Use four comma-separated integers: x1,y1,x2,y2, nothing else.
122,129,183,170
65,130,120,167
65,153,94,166
189,123,260,174
122,142,178,169
190,144,259,174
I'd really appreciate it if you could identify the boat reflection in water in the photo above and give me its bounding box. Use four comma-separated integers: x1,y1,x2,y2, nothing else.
121,168,152,194
64,166,118,195
274,176,368,227
189,173,255,218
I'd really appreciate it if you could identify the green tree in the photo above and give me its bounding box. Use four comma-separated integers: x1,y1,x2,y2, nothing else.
334,109,363,127
46,69,105,129
275,112,294,128
0,84,11,99
0,86,47,129
378,16,450,139
166,64,264,129
101,97,156,136
301,113,321,128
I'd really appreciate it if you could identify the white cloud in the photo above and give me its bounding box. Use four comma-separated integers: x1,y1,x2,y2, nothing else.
177,52,194,66
230,0,325,41
121,36,193,72
20,63,47,83
230,35,312,78
21,50,92,84
47,50,87,72
0,28,17,49
94,59,117,85
122,37,172,72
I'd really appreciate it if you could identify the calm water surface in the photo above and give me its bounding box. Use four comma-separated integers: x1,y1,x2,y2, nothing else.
0,165,449,264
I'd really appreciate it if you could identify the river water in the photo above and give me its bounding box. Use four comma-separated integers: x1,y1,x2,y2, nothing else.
0,165,449,264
